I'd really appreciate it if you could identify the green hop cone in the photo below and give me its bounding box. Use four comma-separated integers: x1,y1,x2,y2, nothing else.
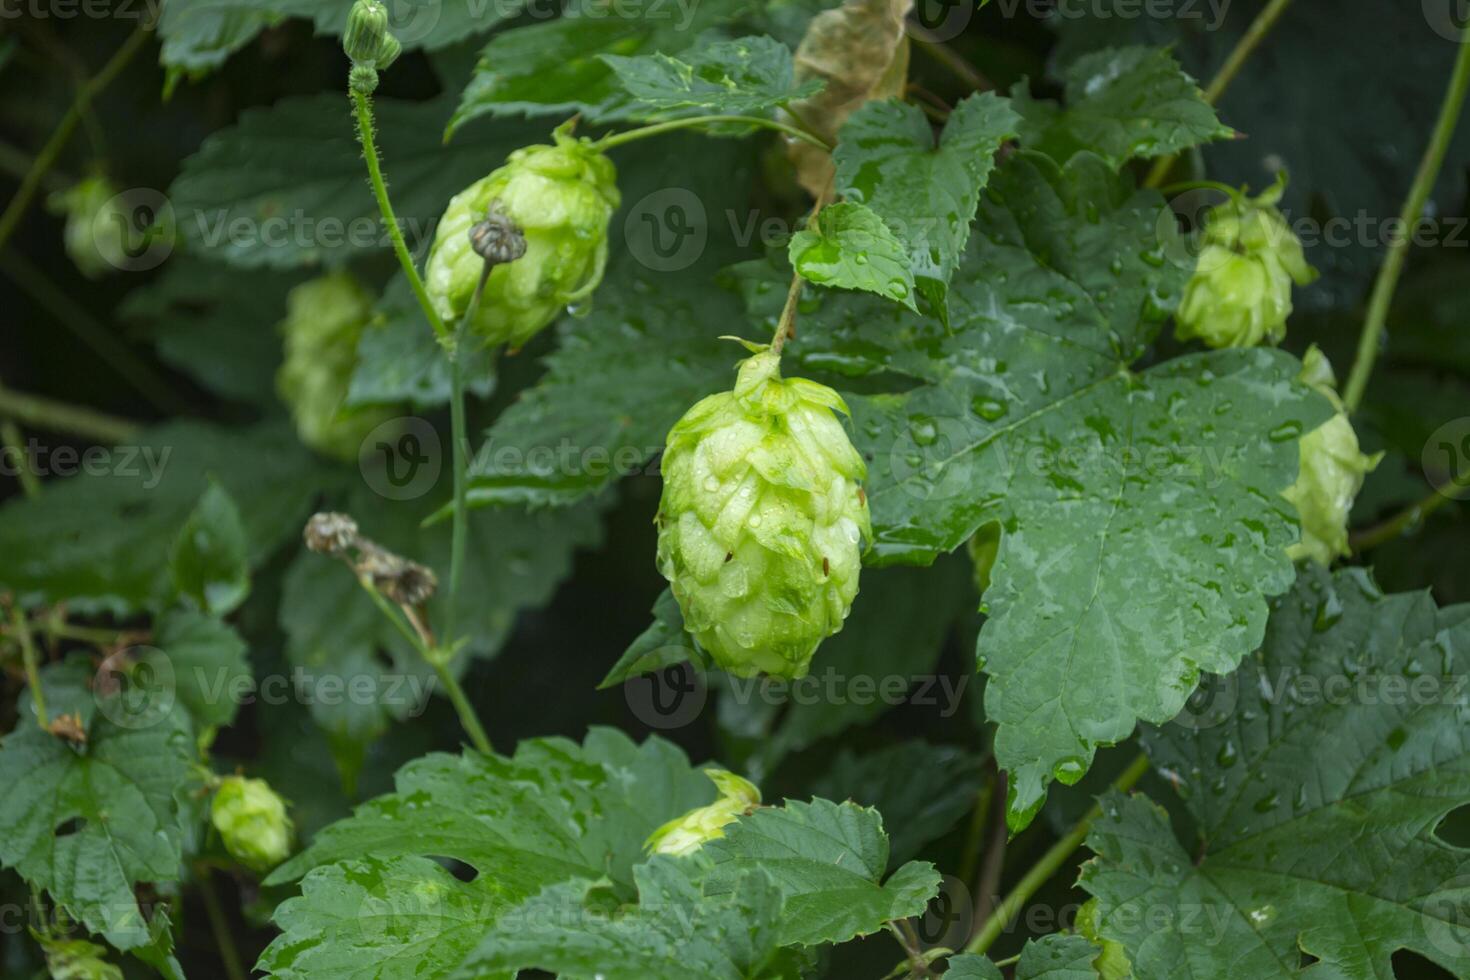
1176,178,1316,349
646,769,761,856
656,347,871,678
425,122,619,349
1075,899,1132,980
1282,346,1382,565
276,272,399,462
211,775,293,872
47,176,125,278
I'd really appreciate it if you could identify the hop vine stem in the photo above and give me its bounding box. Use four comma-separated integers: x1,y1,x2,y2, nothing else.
595,114,831,152
10,607,47,728
1342,27,1470,412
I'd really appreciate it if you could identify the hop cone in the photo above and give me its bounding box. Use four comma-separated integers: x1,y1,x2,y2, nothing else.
211,776,293,872
48,176,124,278
1283,346,1381,565
657,349,871,678
276,272,398,462
1176,180,1315,349
646,769,761,857
425,123,619,349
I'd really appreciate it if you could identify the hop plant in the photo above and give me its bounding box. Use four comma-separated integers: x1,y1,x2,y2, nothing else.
425,122,620,350
211,775,293,872
1283,346,1382,566
1176,179,1315,349
47,176,125,278
656,347,871,678
646,769,761,856
1075,899,1132,980
276,272,399,462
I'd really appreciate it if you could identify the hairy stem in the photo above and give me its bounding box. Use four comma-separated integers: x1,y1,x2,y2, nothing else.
0,383,139,443
965,753,1151,957
596,114,832,152
1143,0,1294,188
11,607,48,728
350,87,451,344
1343,29,1470,411
770,185,832,356
0,24,153,253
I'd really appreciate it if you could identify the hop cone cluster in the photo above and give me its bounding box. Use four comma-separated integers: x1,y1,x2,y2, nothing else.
646,769,761,857
425,124,619,349
211,776,293,872
1176,180,1315,349
276,272,398,462
1283,346,1382,565
657,349,870,678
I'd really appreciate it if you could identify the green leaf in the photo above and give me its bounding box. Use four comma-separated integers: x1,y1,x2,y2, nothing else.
947,935,1103,979
832,92,1019,321
347,274,497,410
151,610,252,731
0,421,331,616
1082,566,1470,978
157,2,280,72
703,798,941,946
1012,46,1232,169
258,855,512,980
602,35,822,114
169,94,543,268
789,202,918,311
0,712,193,949
450,0,737,130
170,481,250,615
809,741,986,868
454,856,788,980
599,587,701,689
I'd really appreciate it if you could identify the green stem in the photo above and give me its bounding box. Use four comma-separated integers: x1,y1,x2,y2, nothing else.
1350,488,1455,552
445,268,488,643
0,383,140,443
358,576,432,655
1143,0,1294,188
0,24,152,253
1,420,40,498
1343,29,1470,412
908,24,989,92
991,953,1021,970
12,607,48,728
965,753,1151,957
350,87,451,344
428,655,493,755
199,871,247,980
596,115,831,153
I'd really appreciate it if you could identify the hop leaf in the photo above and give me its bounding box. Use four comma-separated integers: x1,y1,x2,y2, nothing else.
36,936,123,980
1176,179,1316,349
1283,346,1382,565
425,124,620,350
656,349,871,678
276,272,400,462
211,775,293,872
646,768,761,856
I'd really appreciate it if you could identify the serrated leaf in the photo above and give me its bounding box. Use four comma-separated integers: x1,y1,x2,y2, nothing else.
603,35,822,114
599,587,701,689
763,150,1334,828
789,202,917,311
450,0,737,130
0,712,193,949
947,934,1102,979
0,421,331,616
703,798,941,946
170,481,250,615
1082,566,1470,977
454,856,788,980
1012,46,1231,170
346,274,497,410
258,855,512,980
170,94,543,268
151,610,252,730
832,92,1019,321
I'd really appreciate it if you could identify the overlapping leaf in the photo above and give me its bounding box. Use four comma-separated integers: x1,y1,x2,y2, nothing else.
1083,567,1470,977
169,482,250,615
1012,45,1231,169
603,35,822,114
947,934,1102,978
789,201,918,311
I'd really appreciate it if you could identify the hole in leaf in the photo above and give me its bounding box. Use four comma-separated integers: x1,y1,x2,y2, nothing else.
1391,949,1455,979
1433,804,1470,848
54,818,86,838
1298,949,1319,969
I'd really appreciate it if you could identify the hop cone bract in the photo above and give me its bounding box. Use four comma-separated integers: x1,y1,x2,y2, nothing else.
646,769,761,856
211,776,293,872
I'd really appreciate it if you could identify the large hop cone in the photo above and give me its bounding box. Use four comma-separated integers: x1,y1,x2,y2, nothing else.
656,349,871,678
1176,179,1316,349
425,122,619,349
